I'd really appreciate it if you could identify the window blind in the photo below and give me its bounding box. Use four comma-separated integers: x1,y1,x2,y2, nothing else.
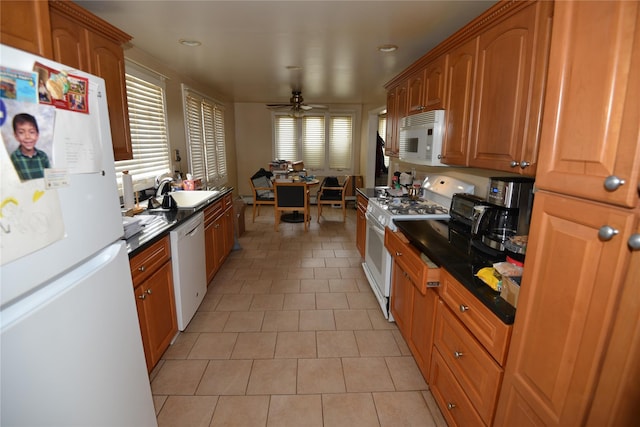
115,65,171,190
274,111,354,174
183,86,227,187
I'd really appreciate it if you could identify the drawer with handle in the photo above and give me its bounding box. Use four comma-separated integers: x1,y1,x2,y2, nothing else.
385,230,441,294
129,236,171,287
434,299,503,425
439,269,512,365
430,348,486,427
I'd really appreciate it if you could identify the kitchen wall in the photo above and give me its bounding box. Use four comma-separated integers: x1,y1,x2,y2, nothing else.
234,102,368,198
123,46,238,194
389,158,521,199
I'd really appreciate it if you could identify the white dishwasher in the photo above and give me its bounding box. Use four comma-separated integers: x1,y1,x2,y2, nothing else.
170,211,207,331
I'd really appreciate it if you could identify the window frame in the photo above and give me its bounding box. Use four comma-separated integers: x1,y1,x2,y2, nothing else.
182,85,227,188
114,61,172,192
272,110,355,176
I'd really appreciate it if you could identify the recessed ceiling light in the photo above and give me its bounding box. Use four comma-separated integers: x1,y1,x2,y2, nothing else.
179,39,201,47
378,44,398,53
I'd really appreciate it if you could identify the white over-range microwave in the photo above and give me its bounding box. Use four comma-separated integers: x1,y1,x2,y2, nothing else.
398,109,448,166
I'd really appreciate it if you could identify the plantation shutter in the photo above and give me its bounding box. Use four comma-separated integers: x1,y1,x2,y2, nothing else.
274,115,298,160
329,115,352,169
115,65,171,190
302,115,325,169
183,86,227,187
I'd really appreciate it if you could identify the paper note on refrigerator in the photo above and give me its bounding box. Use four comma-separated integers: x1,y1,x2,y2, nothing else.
0,107,64,266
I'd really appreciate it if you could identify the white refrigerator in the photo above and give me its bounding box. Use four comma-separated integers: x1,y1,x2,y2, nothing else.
0,45,157,426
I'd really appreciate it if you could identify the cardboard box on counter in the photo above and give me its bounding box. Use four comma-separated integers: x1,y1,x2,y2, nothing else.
500,276,520,308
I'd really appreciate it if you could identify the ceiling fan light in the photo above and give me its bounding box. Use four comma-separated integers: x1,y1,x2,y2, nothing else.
291,108,305,118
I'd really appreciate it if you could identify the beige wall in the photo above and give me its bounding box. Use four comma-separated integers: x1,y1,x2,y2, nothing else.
234,103,367,198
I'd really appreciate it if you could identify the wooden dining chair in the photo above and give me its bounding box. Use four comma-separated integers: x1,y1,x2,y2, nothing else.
274,181,310,231
317,175,351,222
249,177,275,222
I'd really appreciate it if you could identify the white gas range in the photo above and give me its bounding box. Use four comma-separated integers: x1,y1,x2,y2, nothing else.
362,175,475,321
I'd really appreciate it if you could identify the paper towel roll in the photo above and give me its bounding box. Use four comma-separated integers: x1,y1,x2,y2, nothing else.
123,171,135,210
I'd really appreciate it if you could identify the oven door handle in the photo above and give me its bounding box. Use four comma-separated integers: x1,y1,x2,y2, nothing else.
365,212,387,235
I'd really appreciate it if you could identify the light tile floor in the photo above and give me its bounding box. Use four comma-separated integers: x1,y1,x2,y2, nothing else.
151,204,447,427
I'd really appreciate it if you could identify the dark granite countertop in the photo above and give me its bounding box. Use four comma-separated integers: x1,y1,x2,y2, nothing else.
124,187,234,258
393,219,516,325
356,187,387,200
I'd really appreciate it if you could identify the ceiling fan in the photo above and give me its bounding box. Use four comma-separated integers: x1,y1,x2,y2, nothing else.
266,90,326,117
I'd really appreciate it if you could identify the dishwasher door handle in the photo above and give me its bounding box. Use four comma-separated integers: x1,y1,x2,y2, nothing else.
186,225,201,237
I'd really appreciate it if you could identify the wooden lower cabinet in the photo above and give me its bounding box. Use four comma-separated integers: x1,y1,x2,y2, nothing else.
386,229,439,380
432,270,512,425
356,194,367,258
130,236,178,372
434,300,503,425
430,349,486,427
493,191,639,426
204,194,234,284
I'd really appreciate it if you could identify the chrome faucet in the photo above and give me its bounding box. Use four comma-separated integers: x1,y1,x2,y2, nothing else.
155,174,174,198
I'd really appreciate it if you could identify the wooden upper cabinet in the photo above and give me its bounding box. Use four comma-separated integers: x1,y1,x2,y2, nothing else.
385,84,407,157
441,37,478,166
407,69,426,115
49,0,133,161
493,190,638,426
423,55,447,111
468,1,553,176
407,55,448,115
535,1,640,208
0,1,53,57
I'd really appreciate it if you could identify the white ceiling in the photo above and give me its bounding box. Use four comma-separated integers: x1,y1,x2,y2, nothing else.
76,1,496,106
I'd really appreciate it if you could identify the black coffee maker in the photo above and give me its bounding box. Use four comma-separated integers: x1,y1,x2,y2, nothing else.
471,177,534,262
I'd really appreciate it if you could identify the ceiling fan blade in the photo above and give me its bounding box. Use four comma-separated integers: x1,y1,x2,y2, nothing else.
299,105,313,110
306,104,327,109
266,103,293,108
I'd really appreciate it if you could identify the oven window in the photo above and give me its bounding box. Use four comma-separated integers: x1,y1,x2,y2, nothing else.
367,228,385,277
406,137,419,153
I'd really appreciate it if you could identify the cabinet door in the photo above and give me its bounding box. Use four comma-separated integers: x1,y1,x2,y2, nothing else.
204,220,216,284
441,37,478,166
535,1,640,208
494,191,638,426
356,195,367,258
469,1,553,175
50,9,88,70
385,85,407,157
390,261,413,338
223,206,234,256
423,55,447,111
87,30,133,161
136,260,178,372
0,0,52,57
410,287,438,381
407,69,426,115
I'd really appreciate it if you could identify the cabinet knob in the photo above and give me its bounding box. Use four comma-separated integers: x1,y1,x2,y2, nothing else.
454,351,464,359
459,304,469,313
628,234,640,250
395,251,403,257
138,265,145,272
519,161,531,169
604,175,626,192
138,294,146,300
510,161,518,168
598,225,619,241
447,403,456,410
145,289,152,295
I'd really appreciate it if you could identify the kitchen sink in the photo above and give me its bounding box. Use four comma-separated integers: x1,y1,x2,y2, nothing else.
169,190,220,208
